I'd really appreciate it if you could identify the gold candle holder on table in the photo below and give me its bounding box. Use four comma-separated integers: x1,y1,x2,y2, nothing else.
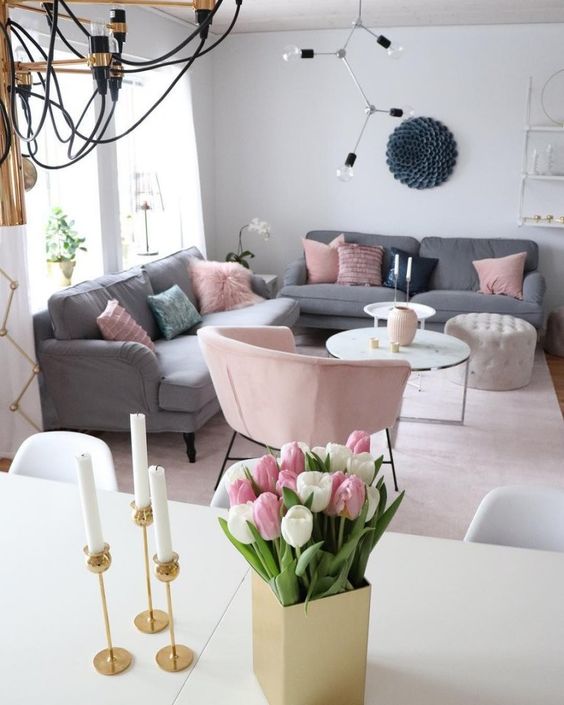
153,552,194,672
131,502,169,634
389,341,400,353
368,337,380,350
84,543,133,676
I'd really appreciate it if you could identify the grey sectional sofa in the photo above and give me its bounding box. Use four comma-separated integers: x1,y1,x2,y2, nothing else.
279,231,546,330
34,246,299,461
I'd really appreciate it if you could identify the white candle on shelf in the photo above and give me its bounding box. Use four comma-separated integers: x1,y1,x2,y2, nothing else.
149,465,174,563
76,454,105,555
130,413,150,508
394,254,400,278
406,257,413,282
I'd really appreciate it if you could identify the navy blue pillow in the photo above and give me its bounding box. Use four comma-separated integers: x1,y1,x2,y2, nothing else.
383,247,438,295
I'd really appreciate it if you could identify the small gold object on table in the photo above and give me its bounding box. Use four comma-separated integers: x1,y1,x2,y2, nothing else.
131,502,169,634
84,544,133,676
368,337,380,349
153,552,194,672
389,341,400,353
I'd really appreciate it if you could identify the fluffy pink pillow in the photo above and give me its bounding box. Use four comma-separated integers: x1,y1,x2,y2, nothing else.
189,260,264,314
336,243,384,286
473,252,527,300
97,299,155,351
303,234,345,284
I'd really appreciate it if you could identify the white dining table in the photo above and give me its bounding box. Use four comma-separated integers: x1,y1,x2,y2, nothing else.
2,473,564,705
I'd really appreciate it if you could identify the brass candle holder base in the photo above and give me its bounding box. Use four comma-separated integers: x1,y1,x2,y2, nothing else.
154,552,194,673
85,544,133,676
131,502,169,634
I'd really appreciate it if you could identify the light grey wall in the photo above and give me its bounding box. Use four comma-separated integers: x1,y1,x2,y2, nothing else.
203,23,564,313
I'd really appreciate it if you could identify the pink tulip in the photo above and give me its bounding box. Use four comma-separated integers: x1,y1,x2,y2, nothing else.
346,430,371,455
333,475,366,520
252,454,279,494
280,442,305,476
227,478,257,507
324,472,347,516
276,469,298,495
253,492,282,540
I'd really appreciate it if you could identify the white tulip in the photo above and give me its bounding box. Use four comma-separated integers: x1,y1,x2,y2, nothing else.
296,471,333,512
310,446,328,463
227,503,256,544
325,443,353,472
281,505,313,548
346,452,376,485
224,458,260,488
366,486,380,523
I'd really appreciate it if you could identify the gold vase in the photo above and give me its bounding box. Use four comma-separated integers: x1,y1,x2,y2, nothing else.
252,572,371,705
59,260,76,286
387,304,418,346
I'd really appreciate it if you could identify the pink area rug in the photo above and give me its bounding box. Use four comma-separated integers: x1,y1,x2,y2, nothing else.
101,331,564,540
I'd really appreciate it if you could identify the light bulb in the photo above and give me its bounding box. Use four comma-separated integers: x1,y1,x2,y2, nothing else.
337,165,354,182
387,44,404,59
282,45,301,62
401,105,415,118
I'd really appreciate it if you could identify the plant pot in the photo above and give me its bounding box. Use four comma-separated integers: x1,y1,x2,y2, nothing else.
387,304,418,346
58,260,76,287
252,571,371,705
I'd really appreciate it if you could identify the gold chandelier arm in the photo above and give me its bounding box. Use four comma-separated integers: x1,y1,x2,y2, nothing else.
11,0,198,6
7,3,91,25
16,58,89,70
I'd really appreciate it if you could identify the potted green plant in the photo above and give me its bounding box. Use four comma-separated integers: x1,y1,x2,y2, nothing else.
45,207,87,286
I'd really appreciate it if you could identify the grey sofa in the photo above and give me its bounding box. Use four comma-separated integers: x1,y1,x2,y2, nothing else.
279,231,546,330
34,246,299,461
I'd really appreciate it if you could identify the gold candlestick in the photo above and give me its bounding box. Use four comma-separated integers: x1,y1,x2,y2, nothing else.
131,502,169,634
84,544,133,676
153,552,194,672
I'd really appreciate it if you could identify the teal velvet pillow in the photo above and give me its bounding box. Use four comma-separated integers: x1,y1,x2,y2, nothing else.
147,284,202,340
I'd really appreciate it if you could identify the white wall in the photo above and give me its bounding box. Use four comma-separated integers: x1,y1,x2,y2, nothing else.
204,23,564,312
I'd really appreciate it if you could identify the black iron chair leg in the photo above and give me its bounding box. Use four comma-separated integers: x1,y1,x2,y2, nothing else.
386,427,399,492
183,432,196,463
214,430,238,490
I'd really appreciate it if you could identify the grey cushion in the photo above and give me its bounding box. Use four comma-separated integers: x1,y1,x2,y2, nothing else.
48,280,112,340
155,335,215,413
197,297,300,328
98,268,158,340
279,283,406,318
305,230,420,274
143,247,203,305
411,289,543,323
420,237,538,291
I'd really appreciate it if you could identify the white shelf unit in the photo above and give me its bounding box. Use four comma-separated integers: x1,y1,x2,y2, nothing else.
518,78,564,227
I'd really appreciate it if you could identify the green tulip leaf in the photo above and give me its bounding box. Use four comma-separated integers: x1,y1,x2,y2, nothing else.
295,541,324,577
327,527,374,575
275,560,300,606
371,491,405,549
246,521,279,578
218,518,269,581
282,487,302,509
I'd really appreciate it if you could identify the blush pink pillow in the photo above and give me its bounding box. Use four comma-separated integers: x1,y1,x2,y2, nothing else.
336,243,384,286
97,299,155,351
303,234,345,283
189,260,264,314
473,252,527,300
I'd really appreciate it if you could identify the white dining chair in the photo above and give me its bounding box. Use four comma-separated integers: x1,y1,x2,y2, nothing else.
9,431,118,491
464,485,564,552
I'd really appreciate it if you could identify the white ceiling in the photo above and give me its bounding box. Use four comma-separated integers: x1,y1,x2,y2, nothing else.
165,0,564,34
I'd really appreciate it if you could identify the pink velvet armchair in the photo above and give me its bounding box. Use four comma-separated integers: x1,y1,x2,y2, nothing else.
197,326,411,491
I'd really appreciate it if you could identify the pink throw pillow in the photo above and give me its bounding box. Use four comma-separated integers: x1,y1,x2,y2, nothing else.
189,260,264,314
303,234,345,283
97,299,155,351
473,252,527,300
336,243,384,286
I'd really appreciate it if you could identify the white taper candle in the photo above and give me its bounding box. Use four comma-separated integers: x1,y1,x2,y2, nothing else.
394,254,399,278
130,413,151,508
149,465,174,563
406,256,412,282
76,453,105,554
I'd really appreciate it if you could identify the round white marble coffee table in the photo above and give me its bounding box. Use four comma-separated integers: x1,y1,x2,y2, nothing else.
326,328,471,425
364,302,436,329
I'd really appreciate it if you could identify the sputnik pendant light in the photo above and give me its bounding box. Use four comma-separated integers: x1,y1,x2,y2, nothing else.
282,0,413,181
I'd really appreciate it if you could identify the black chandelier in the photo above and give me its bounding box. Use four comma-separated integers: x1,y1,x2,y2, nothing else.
0,0,241,176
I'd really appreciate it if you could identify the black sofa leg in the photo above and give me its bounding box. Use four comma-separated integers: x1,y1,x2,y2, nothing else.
183,432,196,463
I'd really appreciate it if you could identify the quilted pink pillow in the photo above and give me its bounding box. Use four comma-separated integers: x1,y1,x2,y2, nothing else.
473,252,527,300
336,243,384,286
189,260,264,314
97,299,155,351
303,234,345,283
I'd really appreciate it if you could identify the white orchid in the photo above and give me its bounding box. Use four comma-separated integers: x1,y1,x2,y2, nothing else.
296,471,333,512
248,217,271,241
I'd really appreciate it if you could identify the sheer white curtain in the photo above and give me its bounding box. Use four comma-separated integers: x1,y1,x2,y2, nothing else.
0,226,42,458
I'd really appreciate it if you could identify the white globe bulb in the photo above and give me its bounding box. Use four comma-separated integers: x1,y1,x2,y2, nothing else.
336,165,354,182
387,45,404,60
402,105,416,118
282,45,301,62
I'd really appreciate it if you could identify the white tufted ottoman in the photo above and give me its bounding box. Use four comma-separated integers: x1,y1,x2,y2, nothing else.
445,313,537,391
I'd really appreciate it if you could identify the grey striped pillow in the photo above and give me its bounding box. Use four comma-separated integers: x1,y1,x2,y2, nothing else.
336,244,384,286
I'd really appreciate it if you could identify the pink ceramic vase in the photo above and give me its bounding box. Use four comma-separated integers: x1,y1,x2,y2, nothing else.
387,305,418,346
